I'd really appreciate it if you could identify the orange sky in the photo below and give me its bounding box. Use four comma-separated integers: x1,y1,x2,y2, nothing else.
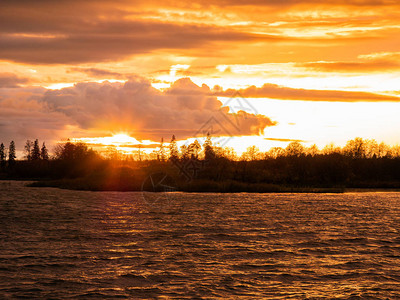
0,0,399,154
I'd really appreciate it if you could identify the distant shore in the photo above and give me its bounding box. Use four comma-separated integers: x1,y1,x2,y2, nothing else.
1,138,400,194
21,178,399,193
2,178,400,193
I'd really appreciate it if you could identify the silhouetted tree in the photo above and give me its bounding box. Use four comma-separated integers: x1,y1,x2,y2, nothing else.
157,138,166,161
365,139,379,158
285,142,305,157
378,142,389,158
61,141,75,160
242,146,260,161
217,146,237,160
8,141,16,166
344,137,366,159
40,142,49,160
267,147,285,159
138,145,142,162
307,144,319,157
169,135,179,161
322,143,341,155
180,144,189,160
390,145,400,158
24,140,33,160
54,141,95,161
31,139,41,160
203,132,215,161
105,146,121,160
188,140,201,159
0,143,5,169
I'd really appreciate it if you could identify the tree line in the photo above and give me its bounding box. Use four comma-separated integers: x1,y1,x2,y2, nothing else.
2,136,399,164
24,139,49,161
156,135,400,162
1,136,400,191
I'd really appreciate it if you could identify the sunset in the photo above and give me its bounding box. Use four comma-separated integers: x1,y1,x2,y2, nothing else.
1,0,400,153
1,0,400,298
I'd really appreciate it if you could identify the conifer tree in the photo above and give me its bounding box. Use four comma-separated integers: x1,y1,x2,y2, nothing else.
169,135,179,161
8,141,16,166
24,140,33,160
0,143,5,168
158,138,166,161
203,132,215,161
31,139,41,160
41,142,49,160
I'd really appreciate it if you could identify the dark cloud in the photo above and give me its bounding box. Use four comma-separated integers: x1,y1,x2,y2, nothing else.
202,0,398,6
3,0,375,65
1,0,394,66
0,87,70,149
299,58,400,73
0,73,30,88
69,68,126,79
265,137,307,142
0,23,262,64
1,0,397,7
0,1,264,65
215,84,400,102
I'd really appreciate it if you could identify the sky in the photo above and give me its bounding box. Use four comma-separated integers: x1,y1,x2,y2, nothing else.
1,0,400,155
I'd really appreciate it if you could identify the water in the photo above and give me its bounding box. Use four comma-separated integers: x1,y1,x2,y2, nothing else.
1,181,400,299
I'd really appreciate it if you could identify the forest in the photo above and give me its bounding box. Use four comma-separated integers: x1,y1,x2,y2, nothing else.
1,136,400,192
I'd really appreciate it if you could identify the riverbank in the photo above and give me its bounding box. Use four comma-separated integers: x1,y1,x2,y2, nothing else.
26,178,347,193
27,177,400,193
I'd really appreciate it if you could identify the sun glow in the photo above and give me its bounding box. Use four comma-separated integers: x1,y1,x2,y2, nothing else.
108,134,140,145
71,133,162,157
73,133,144,147
2,0,400,155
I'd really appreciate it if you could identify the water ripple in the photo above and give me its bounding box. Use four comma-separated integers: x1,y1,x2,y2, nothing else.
1,181,400,298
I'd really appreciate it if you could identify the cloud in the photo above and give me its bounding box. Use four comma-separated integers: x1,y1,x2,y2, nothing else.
299,61,400,72
298,52,400,73
0,73,30,88
0,77,275,150
0,2,264,65
200,0,399,6
0,87,70,148
68,68,126,79
41,77,275,139
0,0,397,73
4,0,389,65
265,137,307,142
215,83,400,102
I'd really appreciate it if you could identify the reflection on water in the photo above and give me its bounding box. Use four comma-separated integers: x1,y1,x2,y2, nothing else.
1,181,400,298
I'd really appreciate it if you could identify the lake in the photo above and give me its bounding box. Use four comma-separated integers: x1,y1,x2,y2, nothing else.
1,181,400,298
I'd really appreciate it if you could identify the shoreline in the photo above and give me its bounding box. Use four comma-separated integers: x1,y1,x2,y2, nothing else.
15,179,400,193
2,179,400,193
